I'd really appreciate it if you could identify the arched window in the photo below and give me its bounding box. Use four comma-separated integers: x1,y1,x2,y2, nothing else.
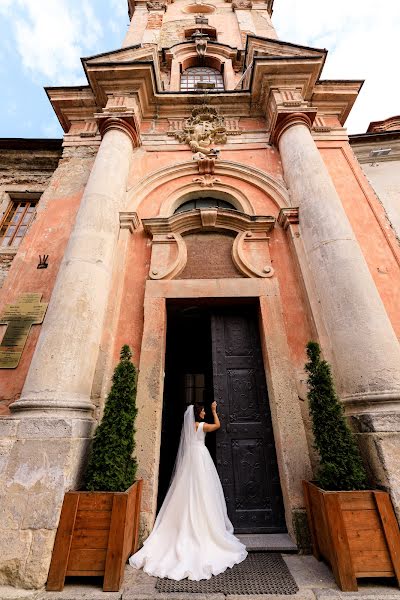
180,67,224,92
174,197,237,214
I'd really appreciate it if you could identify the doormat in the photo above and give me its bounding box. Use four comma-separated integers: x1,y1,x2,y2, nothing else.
156,552,299,595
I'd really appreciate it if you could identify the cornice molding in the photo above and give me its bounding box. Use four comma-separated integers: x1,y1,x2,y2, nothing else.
45,36,363,134
143,208,275,235
277,207,299,230
119,211,141,233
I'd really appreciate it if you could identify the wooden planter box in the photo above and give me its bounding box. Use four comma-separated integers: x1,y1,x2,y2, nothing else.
46,480,143,592
303,481,400,591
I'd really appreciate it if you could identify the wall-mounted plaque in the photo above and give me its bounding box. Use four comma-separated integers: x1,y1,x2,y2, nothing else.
0,293,48,369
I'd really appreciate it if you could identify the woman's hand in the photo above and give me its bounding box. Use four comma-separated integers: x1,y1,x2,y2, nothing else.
211,401,217,412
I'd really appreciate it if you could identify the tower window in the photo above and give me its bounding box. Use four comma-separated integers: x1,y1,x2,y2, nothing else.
0,199,37,248
174,198,236,214
180,67,224,92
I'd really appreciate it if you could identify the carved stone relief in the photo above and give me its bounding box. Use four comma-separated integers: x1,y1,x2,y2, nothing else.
146,1,167,10
232,0,252,9
192,174,221,187
168,106,241,155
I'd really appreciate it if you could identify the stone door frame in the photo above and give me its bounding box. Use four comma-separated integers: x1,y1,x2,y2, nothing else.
135,277,312,544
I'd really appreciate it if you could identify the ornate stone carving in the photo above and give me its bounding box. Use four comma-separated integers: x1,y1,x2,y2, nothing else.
143,209,275,280
193,151,217,174
232,0,252,9
192,174,221,187
195,35,208,58
169,105,227,154
146,1,167,10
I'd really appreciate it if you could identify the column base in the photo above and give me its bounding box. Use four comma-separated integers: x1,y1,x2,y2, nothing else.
0,416,94,589
357,431,400,523
343,390,400,416
10,396,96,419
347,395,400,524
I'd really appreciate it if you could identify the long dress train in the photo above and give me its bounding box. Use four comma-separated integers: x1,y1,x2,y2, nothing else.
129,406,247,580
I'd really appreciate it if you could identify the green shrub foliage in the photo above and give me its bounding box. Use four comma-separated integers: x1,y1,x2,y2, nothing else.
85,345,138,492
305,341,368,491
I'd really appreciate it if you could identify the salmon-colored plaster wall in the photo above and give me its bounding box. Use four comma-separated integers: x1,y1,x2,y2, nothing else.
0,193,83,413
319,141,400,338
0,148,97,414
114,145,312,384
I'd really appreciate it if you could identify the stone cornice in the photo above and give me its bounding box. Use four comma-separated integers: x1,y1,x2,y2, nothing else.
143,208,275,235
311,80,364,126
367,115,400,133
119,212,141,232
45,39,363,134
277,207,299,230
45,86,97,133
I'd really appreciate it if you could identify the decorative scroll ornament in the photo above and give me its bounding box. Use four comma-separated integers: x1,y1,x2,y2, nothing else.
192,174,221,187
143,209,275,280
171,105,228,154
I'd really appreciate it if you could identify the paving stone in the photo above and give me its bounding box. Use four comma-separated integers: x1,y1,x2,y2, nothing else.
282,555,336,589
122,594,225,600
226,593,315,600
237,534,297,552
37,582,121,600
0,586,42,600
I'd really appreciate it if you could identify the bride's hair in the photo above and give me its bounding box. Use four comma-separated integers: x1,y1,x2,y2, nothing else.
194,403,205,421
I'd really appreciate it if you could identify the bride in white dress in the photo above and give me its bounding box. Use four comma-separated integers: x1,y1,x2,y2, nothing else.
129,401,247,580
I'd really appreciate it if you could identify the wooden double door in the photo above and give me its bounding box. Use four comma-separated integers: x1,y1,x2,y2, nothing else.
211,308,286,533
159,303,286,534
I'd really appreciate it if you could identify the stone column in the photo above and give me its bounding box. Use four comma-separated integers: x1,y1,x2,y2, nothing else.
11,117,139,419
275,113,400,413
275,112,400,516
0,117,139,589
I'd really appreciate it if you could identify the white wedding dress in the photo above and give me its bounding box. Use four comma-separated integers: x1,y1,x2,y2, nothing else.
129,405,247,580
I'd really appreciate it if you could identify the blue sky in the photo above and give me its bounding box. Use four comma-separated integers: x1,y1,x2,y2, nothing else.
0,0,399,138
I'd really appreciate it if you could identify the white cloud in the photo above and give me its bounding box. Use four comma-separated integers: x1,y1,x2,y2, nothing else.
1,0,104,85
110,0,127,18
273,0,400,133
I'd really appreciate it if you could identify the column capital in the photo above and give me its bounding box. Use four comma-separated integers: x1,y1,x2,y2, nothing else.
271,112,314,147
265,88,316,146
97,115,141,148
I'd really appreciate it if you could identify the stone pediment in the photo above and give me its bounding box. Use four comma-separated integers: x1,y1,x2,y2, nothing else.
245,35,327,67
83,45,159,67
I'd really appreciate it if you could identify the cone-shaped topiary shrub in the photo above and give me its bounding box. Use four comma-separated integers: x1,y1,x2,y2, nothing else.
85,345,138,492
305,341,368,491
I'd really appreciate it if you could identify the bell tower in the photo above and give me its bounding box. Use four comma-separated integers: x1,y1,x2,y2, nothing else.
123,0,277,91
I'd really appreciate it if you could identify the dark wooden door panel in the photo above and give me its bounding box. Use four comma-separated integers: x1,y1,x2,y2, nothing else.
211,308,286,533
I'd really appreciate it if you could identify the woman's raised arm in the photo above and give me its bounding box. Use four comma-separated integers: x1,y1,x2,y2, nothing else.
203,401,220,432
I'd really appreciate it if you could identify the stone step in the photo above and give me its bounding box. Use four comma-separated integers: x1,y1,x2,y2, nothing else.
237,533,298,553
